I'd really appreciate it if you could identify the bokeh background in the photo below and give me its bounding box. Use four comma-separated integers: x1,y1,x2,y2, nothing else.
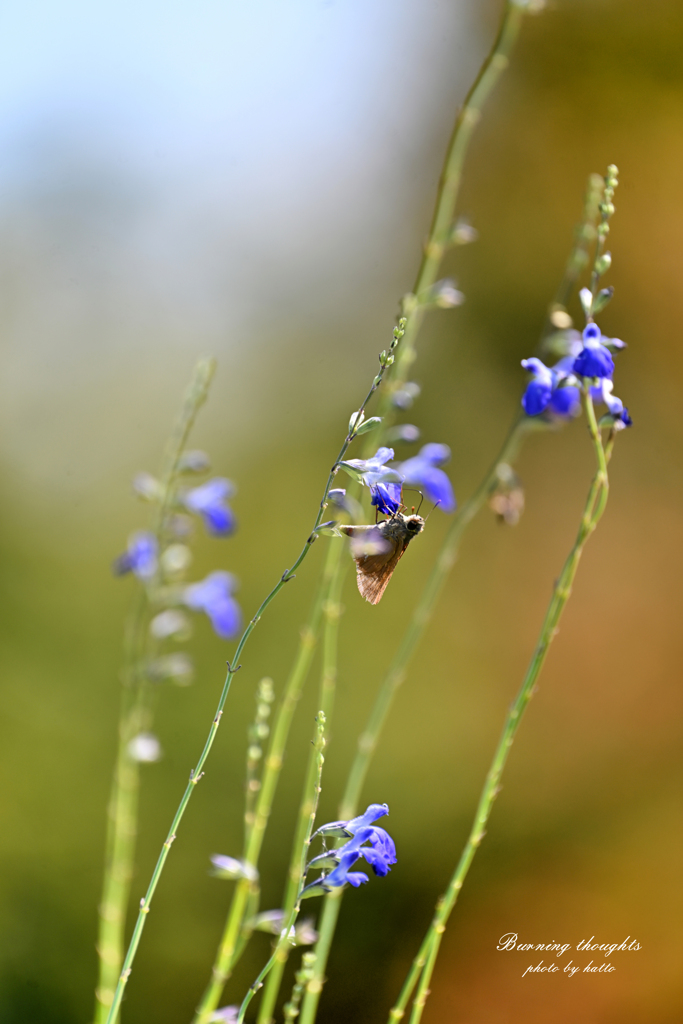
1,1,681,1022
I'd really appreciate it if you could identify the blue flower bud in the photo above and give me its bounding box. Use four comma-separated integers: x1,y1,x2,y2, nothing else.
210,1007,238,1022
210,854,258,882
385,423,420,444
391,382,420,410
128,732,162,763
177,449,211,473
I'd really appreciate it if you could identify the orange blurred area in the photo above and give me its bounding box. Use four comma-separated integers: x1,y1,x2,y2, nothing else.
0,1,681,1022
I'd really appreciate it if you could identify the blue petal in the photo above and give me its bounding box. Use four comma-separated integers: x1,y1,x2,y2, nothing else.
207,597,241,639
549,386,581,418
582,323,601,343
522,380,552,416
345,803,389,833
323,850,362,887
184,572,241,639
417,443,451,466
183,478,236,536
200,504,235,536
345,871,369,888
521,357,553,386
113,532,158,580
398,455,456,513
345,448,395,475
360,826,397,876
361,848,390,876
573,345,614,379
371,481,402,515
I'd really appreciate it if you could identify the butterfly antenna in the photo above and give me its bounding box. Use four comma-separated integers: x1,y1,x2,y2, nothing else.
424,499,441,521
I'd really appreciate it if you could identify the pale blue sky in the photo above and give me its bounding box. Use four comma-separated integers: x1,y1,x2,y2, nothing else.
0,1,482,489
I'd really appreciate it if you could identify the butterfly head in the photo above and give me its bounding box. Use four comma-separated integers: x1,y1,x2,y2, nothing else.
400,513,425,535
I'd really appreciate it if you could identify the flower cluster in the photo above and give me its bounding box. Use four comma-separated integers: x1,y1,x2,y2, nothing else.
521,322,631,428
114,456,242,644
300,803,397,899
340,444,456,516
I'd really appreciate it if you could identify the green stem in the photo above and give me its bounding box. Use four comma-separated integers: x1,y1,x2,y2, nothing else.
95,359,216,1023
255,539,346,1024
374,0,526,414
390,392,611,1024
343,418,529,819
236,714,327,1024
299,418,528,1024
297,6,529,1017
193,542,343,1024
540,173,603,344
105,330,404,1024
283,953,317,1022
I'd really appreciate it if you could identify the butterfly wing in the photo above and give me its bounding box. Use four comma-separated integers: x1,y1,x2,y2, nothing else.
340,523,409,605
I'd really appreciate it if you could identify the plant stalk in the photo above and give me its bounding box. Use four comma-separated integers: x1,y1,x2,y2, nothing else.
390,395,612,1023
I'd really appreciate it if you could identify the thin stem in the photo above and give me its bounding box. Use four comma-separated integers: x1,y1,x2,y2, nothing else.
255,540,346,1023
105,328,405,1024
342,418,529,820
539,173,603,344
299,418,529,1024
283,953,317,1022
192,542,343,1024
95,359,216,1023
374,0,526,417
236,714,327,1024
390,394,612,1024
298,5,528,1016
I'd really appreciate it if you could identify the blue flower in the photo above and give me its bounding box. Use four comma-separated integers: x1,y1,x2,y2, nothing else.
182,478,236,536
184,571,241,639
352,826,398,877
572,323,615,379
306,826,377,873
395,443,456,513
549,384,581,418
339,449,405,514
521,358,554,416
521,358,581,420
301,805,395,899
371,481,403,516
341,448,398,487
319,850,370,889
113,531,158,580
300,848,371,897
314,802,390,839
591,379,633,428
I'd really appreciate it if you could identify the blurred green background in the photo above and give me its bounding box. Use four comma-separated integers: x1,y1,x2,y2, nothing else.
1,1,681,1022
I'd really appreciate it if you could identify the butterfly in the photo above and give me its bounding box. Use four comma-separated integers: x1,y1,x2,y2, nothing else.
338,512,424,604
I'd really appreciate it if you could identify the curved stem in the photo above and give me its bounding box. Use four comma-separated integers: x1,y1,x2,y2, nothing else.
298,6,528,1018
192,541,344,1023
373,0,526,416
342,418,528,819
236,714,327,1024
255,541,346,1023
391,394,613,1023
95,359,216,1023
105,330,405,1024
299,418,528,1024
